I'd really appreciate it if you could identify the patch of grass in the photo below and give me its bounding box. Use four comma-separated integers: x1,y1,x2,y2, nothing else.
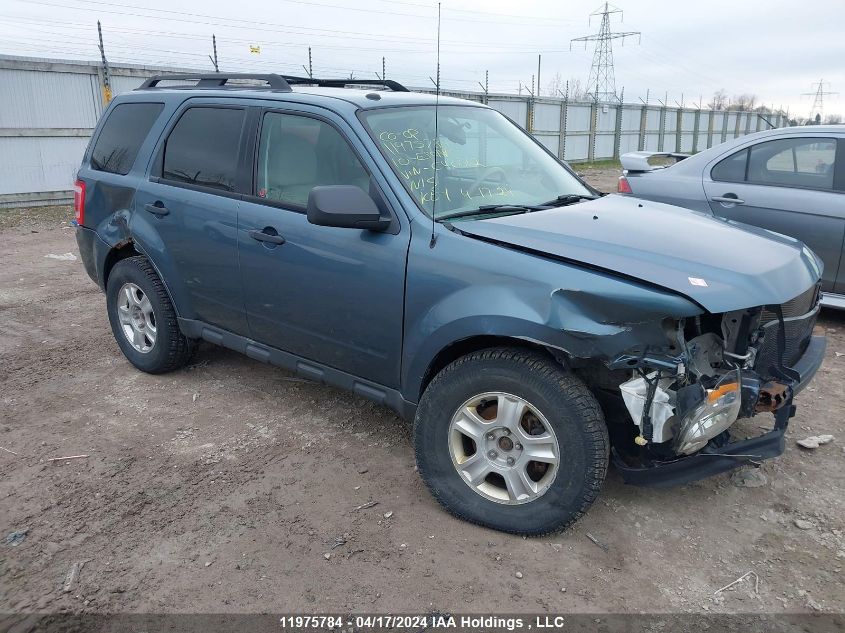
0,205,74,231
568,159,622,170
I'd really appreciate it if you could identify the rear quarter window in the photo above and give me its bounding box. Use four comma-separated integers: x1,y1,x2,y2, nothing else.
711,148,748,183
90,103,164,175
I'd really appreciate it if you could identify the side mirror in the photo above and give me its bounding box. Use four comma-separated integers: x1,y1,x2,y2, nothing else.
306,185,390,231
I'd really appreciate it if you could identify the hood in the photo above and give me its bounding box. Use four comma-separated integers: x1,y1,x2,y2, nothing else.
455,195,821,314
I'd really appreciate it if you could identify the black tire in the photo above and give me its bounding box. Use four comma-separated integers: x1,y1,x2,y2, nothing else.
414,348,609,535
106,256,196,374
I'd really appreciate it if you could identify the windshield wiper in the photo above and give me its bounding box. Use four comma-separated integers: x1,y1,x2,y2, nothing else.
541,194,598,207
436,204,547,222
436,196,597,222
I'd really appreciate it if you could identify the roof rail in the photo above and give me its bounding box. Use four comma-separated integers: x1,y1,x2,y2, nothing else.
137,74,292,92
280,75,410,92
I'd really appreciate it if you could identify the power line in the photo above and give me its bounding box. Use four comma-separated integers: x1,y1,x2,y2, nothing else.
8,0,579,31
570,2,640,103
0,15,593,57
4,2,567,53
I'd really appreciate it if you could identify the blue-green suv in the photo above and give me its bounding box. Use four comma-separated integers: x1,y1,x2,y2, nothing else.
75,74,826,534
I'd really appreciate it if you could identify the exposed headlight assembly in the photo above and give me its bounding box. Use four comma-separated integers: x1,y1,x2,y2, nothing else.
674,370,741,455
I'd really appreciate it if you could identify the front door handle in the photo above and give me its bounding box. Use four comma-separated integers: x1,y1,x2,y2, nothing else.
711,195,744,205
144,202,170,216
248,228,286,245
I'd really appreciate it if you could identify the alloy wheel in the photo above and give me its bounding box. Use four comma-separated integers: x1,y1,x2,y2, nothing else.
116,282,157,353
448,392,560,504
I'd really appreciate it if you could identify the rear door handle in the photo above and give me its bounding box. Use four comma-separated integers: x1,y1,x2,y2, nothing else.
711,195,744,205
144,202,170,216
248,228,286,245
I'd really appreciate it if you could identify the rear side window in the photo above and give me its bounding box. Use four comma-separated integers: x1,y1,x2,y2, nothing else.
711,148,748,183
162,107,245,192
748,138,836,190
90,103,163,175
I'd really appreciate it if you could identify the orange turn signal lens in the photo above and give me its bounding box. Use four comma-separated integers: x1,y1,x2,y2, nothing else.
706,381,739,403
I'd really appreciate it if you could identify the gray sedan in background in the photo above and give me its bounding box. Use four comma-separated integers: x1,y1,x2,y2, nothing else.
619,125,845,307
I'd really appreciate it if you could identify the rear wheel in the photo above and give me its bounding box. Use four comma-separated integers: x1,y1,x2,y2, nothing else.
106,256,195,374
414,348,609,535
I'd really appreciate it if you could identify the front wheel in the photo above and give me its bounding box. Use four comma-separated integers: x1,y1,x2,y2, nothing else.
414,348,609,535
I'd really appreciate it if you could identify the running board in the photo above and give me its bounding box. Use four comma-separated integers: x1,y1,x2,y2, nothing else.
820,292,845,310
177,317,417,419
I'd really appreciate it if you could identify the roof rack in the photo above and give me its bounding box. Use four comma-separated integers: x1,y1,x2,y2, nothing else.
279,75,410,92
137,74,293,92
135,73,410,94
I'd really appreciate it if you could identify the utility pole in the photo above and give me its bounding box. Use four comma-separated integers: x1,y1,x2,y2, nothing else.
537,54,541,97
97,21,112,104
209,34,219,72
302,48,313,78
528,75,535,133
802,79,837,123
571,2,640,103
477,70,489,103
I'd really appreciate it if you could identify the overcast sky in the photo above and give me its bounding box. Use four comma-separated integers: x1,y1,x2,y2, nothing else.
1,0,842,117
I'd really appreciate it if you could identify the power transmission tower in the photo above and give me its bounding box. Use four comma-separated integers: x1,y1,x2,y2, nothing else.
802,79,837,123
571,2,640,103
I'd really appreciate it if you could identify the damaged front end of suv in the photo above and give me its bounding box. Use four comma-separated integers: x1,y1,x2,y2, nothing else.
452,193,828,487
596,285,825,485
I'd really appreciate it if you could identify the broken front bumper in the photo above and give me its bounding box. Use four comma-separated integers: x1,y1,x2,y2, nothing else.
614,334,826,487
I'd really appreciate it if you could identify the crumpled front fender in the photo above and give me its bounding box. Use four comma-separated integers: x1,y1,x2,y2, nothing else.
402,275,703,402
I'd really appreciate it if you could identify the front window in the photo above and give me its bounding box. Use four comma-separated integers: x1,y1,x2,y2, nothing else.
256,112,370,208
360,105,591,218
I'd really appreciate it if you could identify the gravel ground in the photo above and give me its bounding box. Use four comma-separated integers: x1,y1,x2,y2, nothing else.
1,173,843,617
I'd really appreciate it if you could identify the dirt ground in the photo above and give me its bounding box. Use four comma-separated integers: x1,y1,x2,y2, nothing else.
1,169,844,618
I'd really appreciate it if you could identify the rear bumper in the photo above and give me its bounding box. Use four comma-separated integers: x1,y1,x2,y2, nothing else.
615,334,826,487
75,226,99,287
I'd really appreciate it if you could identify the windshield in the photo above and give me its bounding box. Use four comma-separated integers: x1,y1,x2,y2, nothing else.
359,105,592,219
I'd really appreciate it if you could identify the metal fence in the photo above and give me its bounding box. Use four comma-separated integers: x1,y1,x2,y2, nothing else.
0,54,787,208
0,55,196,207
424,89,787,162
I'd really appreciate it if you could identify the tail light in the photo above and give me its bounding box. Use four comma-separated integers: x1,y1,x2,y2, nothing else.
73,179,85,225
617,176,632,194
